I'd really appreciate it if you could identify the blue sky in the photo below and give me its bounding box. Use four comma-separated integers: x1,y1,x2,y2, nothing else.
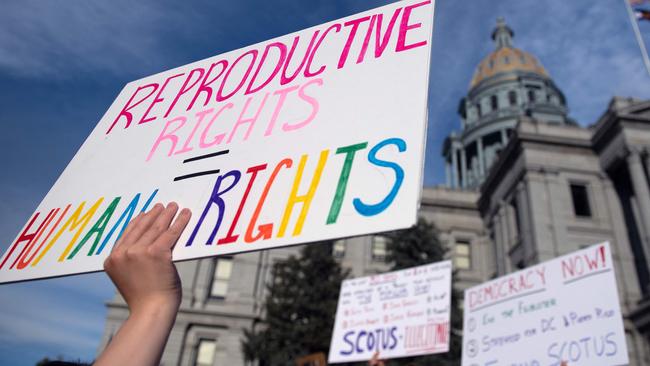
0,0,649,365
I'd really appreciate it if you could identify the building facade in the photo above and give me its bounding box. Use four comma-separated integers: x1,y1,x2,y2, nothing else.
440,19,650,365
98,19,650,365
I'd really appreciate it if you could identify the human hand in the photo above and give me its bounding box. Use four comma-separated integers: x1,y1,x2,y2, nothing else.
96,202,192,366
104,202,191,315
368,351,385,366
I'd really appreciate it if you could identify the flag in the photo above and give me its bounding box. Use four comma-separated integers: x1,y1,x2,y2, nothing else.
625,0,650,76
635,8,650,21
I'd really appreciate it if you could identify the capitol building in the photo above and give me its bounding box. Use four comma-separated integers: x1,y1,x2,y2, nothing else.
98,19,650,365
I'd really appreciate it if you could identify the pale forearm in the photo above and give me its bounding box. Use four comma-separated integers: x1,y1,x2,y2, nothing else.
95,300,179,366
96,203,190,366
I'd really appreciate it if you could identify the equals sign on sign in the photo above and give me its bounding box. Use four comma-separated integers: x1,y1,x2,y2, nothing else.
173,149,230,181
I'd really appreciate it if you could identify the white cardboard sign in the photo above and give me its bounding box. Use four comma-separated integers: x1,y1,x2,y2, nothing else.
0,0,435,283
462,242,629,366
328,260,452,363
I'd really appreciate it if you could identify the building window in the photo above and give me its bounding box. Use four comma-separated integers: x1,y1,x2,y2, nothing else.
332,240,345,259
195,339,216,366
454,240,471,270
503,56,510,64
489,59,494,69
527,89,536,103
520,55,527,64
490,95,498,111
508,91,517,106
372,236,388,262
570,183,592,217
211,257,233,298
476,103,482,117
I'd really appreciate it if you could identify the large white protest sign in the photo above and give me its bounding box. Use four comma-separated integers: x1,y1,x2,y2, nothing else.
462,242,628,366
0,0,435,283
328,260,452,363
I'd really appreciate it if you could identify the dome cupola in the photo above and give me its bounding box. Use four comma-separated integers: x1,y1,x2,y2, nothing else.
443,18,572,190
470,18,549,89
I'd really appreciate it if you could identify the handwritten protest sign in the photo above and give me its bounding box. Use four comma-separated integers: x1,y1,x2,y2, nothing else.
0,0,435,283
462,242,628,366
328,261,452,363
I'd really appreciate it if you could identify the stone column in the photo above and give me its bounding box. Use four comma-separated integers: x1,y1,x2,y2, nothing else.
192,258,207,308
493,213,505,276
164,326,190,365
603,178,647,306
526,173,554,262
544,171,568,256
446,161,452,187
644,150,650,183
499,203,511,273
516,182,534,263
451,147,459,188
627,149,650,263
477,137,485,177
491,203,510,275
500,129,508,146
506,203,517,244
177,260,198,307
460,147,467,188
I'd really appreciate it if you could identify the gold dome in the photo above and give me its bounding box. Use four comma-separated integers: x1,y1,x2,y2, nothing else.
470,47,548,88
470,18,548,88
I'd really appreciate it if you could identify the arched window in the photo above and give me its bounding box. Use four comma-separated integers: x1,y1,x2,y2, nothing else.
528,90,536,103
490,95,498,111
508,91,517,106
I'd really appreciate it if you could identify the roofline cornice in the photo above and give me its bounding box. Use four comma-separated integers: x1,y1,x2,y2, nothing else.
478,118,592,213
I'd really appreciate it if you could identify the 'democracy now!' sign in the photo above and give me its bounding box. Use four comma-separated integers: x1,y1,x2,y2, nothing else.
462,242,629,366
328,261,452,363
0,0,435,283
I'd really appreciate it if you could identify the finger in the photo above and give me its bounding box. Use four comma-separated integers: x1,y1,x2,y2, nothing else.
113,212,147,251
113,212,145,249
151,208,192,251
136,202,179,247
120,203,165,248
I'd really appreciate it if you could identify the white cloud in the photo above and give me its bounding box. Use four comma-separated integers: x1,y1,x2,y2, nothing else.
492,0,650,125
423,0,650,185
0,274,114,358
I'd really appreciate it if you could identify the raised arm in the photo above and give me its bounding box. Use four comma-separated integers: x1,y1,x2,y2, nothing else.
95,202,191,366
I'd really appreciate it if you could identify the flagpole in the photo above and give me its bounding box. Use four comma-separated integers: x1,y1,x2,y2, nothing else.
625,0,650,78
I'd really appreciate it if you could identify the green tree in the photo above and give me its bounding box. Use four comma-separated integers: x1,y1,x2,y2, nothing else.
382,217,462,366
242,241,349,365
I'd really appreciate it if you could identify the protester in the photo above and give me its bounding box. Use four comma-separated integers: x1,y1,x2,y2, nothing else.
94,202,191,366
